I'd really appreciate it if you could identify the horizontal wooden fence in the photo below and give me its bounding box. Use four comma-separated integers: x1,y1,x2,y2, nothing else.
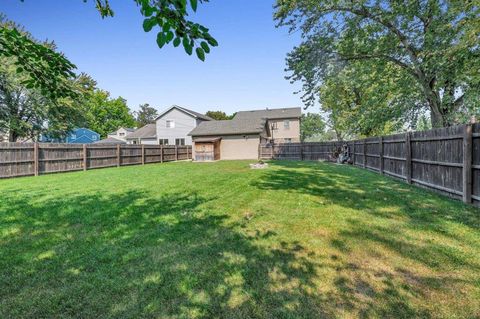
0,143,192,179
260,123,480,206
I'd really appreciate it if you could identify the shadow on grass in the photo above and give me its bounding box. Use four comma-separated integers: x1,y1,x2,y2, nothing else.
250,160,480,317
1,188,325,318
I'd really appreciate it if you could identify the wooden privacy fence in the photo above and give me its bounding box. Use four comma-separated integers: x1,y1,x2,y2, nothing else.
0,143,192,179
260,123,480,206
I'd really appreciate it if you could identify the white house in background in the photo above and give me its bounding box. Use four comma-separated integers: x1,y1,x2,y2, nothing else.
107,127,136,141
154,105,213,146
125,124,158,145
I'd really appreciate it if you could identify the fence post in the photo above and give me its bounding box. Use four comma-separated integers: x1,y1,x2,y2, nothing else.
379,136,384,174
463,124,473,203
405,132,412,184
83,144,87,171
160,145,163,163
363,140,366,168
300,142,304,161
117,144,121,167
141,144,145,165
352,141,355,165
175,145,178,161
33,142,39,176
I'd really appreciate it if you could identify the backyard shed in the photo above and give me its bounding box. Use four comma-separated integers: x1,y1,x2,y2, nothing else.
193,137,221,161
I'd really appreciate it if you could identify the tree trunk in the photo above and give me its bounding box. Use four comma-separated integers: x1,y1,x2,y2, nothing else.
8,130,17,142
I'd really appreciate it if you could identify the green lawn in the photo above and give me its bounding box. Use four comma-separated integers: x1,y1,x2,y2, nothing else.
1,161,479,318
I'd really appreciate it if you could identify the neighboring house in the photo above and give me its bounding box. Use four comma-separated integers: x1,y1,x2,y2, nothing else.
154,105,213,146
40,128,100,144
125,124,157,145
107,127,136,142
233,107,301,143
94,137,126,144
189,107,301,161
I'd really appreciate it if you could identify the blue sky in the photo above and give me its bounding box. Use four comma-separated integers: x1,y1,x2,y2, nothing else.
1,0,316,115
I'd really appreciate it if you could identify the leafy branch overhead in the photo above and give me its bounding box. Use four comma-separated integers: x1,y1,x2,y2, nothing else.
0,26,77,100
94,0,218,61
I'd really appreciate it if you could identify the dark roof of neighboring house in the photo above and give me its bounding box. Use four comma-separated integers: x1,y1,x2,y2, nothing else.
126,124,157,139
189,118,267,137
156,105,214,121
233,107,302,120
94,137,127,144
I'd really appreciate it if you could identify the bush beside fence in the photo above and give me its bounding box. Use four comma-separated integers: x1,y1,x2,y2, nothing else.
260,123,480,206
0,143,192,179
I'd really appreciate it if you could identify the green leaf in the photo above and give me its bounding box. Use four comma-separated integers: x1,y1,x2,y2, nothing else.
173,37,181,47
143,18,156,32
200,41,210,53
206,36,218,47
183,36,193,55
190,0,198,12
196,47,205,61
156,33,166,48
166,31,174,43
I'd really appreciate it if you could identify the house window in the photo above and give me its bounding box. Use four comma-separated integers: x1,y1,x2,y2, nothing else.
92,136,97,141
166,120,175,128
71,134,77,140
284,120,290,129
119,132,125,137
175,138,185,146
159,139,169,145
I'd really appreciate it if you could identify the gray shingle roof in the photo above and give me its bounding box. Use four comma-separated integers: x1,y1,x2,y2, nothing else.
189,118,267,137
94,137,126,144
156,105,213,121
233,107,301,120
126,124,157,139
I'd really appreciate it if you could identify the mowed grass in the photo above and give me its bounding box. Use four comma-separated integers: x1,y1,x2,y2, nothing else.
1,160,479,318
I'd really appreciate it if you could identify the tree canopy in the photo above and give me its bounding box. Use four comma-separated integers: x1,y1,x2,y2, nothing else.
205,110,235,120
135,103,158,127
275,0,480,130
0,19,83,142
300,113,326,141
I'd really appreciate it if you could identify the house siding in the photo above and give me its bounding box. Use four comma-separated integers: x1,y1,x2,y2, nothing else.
156,108,201,145
267,118,301,142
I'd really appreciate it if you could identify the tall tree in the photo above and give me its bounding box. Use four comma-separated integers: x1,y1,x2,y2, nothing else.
300,113,326,141
84,90,136,138
0,21,84,142
275,0,480,127
135,103,158,127
205,110,234,120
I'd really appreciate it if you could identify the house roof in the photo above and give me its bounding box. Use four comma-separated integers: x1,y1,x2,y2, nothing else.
156,105,213,121
94,137,127,144
233,107,302,120
108,127,136,135
125,124,157,139
189,118,267,137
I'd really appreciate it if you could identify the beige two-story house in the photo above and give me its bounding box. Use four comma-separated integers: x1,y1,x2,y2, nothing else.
233,107,301,143
189,107,301,161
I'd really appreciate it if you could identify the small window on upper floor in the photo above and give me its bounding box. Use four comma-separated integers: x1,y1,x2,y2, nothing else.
71,134,77,140
284,120,290,129
166,120,175,128
92,136,97,140
119,132,125,136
